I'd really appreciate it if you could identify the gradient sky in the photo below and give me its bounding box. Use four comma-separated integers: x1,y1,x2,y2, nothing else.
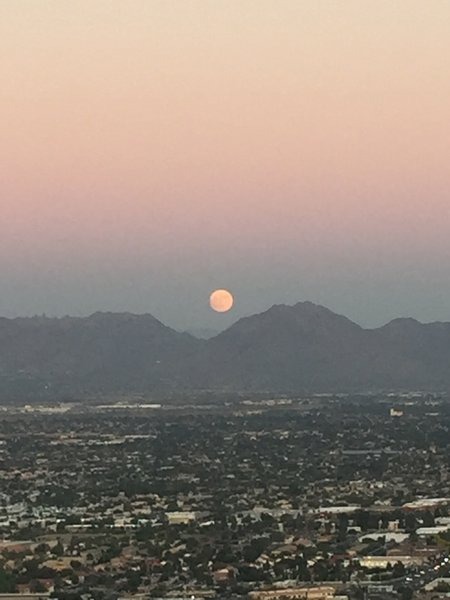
1,0,450,332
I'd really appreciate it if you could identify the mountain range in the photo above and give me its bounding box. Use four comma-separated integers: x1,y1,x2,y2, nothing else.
1,301,450,397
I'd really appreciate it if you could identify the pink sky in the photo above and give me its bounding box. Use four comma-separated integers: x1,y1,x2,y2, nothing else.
1,1,450,328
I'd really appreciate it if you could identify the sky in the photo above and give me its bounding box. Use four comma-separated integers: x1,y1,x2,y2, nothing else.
1,0,450,332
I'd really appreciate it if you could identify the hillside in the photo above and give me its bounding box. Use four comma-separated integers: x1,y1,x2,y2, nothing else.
1,303,450,396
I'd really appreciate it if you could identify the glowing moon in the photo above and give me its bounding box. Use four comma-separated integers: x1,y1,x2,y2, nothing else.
209,289,234,313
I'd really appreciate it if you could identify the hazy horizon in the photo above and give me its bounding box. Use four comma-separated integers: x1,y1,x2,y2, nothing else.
2,297,450,336
2,0,450,331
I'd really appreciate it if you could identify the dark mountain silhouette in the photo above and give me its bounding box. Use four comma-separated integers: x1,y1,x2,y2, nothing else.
193,303,450,391
0,312,201,395
1,302,450,396
183,327,220,339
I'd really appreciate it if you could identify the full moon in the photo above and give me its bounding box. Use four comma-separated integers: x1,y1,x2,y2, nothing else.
209,289,234,313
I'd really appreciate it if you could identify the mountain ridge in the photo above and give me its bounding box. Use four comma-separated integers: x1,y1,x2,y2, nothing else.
1,302,450,396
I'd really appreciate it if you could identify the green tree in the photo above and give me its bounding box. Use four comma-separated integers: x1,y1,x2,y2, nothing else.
0,568,16,593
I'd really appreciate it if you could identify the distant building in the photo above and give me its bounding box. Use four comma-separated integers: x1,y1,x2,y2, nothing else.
390,408,403,417
416,525,450,536
403,498,450,511
249,587,337,600
359,556,426,568
166,511,197,525
316,505,361,515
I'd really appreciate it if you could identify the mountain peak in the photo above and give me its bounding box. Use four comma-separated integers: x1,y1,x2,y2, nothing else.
214,301,361,347
2,304,450,395
382,317,422,329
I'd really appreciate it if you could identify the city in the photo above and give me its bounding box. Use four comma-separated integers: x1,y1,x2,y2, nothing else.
1,393,450,599
2,3,450,599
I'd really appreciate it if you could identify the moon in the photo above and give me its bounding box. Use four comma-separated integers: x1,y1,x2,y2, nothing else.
209,289,234,313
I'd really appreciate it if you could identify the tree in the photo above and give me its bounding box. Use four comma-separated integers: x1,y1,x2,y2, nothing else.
242,537,268,563
53,541,64,556
398,585,413,600
422,510,435,527
0,568,16,593
30,580,47,593
392,561,405,579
